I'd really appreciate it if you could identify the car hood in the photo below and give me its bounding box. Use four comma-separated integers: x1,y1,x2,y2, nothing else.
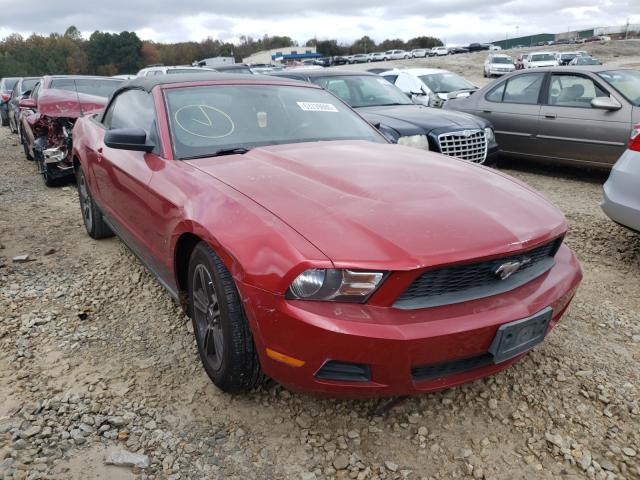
186,141,566,270
37,88,107,118
356,104,488,136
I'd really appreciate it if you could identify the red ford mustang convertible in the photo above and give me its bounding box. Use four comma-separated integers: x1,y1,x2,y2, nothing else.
72,74,582,397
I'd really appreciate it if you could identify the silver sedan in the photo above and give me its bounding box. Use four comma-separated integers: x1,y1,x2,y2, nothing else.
602,136,640,232
444,66,640,169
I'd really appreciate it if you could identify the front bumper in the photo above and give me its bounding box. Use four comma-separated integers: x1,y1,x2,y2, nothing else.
602,149,640,232
240,245,581,398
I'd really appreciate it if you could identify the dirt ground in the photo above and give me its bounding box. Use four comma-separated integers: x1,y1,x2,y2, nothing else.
1,43,640,480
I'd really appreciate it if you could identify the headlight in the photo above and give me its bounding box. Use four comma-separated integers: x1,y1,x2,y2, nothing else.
287,269,386,302
397,134,430,150
484,127,495,143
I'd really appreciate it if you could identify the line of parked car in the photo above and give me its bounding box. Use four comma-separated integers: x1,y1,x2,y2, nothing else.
1,57,637,397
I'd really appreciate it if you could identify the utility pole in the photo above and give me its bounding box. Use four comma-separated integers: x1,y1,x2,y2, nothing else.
625,17,630,40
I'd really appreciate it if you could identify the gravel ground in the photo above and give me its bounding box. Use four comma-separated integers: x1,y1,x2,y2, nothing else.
1,66,639,479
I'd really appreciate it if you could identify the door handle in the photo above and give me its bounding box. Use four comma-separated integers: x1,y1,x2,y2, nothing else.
482,109,492,114
544,113,557,119
97,147,103,162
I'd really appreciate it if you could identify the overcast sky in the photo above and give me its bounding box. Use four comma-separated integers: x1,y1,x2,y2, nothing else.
0,1,638,46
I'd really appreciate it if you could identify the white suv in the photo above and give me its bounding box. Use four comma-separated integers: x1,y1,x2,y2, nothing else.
136,65,216,77
431,46,449,56
483,54,515,77
523,52,559,69
383,50,410,61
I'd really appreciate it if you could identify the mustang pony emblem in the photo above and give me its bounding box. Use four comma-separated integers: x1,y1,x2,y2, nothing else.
494,258,532,280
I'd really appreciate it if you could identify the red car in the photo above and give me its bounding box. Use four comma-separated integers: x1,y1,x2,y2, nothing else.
72,74,582,398
19,75,123,186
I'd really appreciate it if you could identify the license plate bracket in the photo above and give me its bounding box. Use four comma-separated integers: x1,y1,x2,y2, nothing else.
489,307,553,364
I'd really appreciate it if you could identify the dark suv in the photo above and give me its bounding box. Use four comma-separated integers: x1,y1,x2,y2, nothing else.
270,70,498,165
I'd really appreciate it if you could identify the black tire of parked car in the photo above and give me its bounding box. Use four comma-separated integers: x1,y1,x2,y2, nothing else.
1,111,8,127
41,162,60,188
76,167,114,239
20,130,33,161
188,242,265,393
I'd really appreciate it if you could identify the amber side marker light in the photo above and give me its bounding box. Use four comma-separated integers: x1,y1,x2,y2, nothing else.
266,348,305,367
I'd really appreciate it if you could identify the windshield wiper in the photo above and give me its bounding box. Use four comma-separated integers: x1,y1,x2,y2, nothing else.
182,147,251,160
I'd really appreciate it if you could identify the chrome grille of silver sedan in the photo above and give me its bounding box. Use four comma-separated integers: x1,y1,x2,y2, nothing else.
437,129,487,163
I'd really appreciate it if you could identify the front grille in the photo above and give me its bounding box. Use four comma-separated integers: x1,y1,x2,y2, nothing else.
438,129,487,163
394,239,561,309
412,353,493,381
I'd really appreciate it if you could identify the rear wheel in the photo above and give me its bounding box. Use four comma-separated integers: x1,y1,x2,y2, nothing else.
77,167,113,239
188,242,264,393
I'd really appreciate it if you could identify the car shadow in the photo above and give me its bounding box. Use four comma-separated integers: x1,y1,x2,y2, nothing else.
496,155,610,184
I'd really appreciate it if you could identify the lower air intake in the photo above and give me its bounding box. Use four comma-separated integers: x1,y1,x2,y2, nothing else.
315,361,371,382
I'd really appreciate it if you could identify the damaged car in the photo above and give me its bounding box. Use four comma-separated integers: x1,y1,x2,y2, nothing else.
19,75,123,186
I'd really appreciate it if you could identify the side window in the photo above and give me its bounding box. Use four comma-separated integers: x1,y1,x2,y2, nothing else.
104,90,159,152
502,73,544,104
548,74,608,107
486,82,506,102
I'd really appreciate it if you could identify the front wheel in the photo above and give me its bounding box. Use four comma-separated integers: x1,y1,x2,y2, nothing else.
188,242,264,393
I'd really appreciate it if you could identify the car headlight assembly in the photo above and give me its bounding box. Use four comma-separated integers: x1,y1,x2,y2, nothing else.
287,268,386,302
484,127,495,144
397,134,430,150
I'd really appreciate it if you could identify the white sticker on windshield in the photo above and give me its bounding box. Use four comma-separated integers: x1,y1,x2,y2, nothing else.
297,101,339,112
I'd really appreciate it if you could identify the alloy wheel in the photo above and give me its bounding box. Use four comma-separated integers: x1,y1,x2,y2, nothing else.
192,264,224,370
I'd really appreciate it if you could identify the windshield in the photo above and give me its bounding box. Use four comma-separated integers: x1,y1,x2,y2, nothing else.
492,57,513,64
531,54,555,62
561,54,577,59
50,78,123,98
22,78,40,93
418,72,475,93
164,84,385,159
577,57,600,65
311,75,412,108
598,69,640,106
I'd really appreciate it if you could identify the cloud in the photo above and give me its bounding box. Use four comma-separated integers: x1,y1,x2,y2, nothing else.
0,0,638,46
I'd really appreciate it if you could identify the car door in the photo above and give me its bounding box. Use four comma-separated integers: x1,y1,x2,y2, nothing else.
537,72,631,166
474,72,545,156
92,89,162,264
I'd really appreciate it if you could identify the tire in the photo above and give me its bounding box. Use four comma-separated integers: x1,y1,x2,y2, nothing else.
77,167,114,239
483,70,487,78
1,110,8,127
20,130,33,161
188,242,264,393
41,163,60,188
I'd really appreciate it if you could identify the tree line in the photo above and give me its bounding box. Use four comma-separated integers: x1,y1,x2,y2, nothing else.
0,26,443,77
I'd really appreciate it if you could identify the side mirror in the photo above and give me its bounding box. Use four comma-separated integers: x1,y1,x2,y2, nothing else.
19,98,36,109
591,96,622,111
104,128,154,152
